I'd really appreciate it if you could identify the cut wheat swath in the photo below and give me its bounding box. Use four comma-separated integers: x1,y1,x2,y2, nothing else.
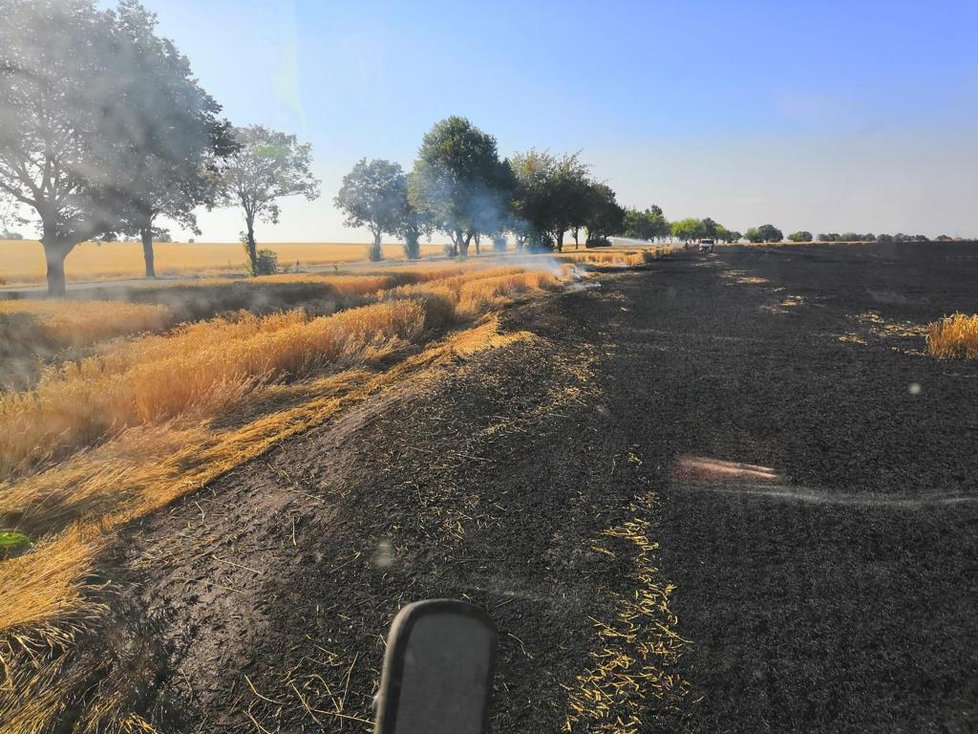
0,300,176,350
0,266,563,639
0,301,426,474
0,266,565,475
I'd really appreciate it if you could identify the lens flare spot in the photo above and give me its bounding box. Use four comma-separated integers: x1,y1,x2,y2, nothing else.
673,455,780,483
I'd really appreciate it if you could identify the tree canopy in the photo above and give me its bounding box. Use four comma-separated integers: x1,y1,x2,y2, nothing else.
335,158,407,261
671,218,706,243
623,205,670,241
745,224,783,243
582,183,625,246
408,116,511,257
715,225,741,243
509,149,592,252
0,0,235,292
109,0,235,277
0,0,139,293
216,125,320,275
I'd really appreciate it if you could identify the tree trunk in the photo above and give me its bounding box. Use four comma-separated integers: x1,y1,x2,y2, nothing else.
41,239,71,297
458,232,472,258
368,229,384,262
555,230,564,253
404,230,420,259
572,227,580,249
141,227,156,278
474,233,481,255
245,216,258,275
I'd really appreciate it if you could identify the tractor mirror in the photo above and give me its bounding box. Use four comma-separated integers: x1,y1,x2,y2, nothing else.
374,599,497,734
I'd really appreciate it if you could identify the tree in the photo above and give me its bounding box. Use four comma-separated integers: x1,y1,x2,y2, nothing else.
582,182,625,246
788,230,813,242
0,1,145,295
672,218,706,243
395,173,433,260
216,126,320,275
551,155,591,252
624,205,670,241
748,224,783,242
108,1,235,278
335,159,405,262
841,232,860,242
715,225,741,243
700,217,720,239
510,149,592,252
509,150,553,251
409,116,511,258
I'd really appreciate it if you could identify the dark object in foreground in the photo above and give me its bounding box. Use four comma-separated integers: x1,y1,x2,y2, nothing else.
375,600,497,734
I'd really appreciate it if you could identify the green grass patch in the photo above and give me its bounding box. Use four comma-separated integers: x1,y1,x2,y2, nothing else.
0,529,32,558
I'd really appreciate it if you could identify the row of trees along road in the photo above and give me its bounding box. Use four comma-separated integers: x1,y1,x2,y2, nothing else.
0,0,321,295
335,117,631,260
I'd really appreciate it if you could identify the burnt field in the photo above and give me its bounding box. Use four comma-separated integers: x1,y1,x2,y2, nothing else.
46,243,978,732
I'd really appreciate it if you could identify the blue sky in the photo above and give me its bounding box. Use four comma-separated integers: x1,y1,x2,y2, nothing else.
140,0,978,241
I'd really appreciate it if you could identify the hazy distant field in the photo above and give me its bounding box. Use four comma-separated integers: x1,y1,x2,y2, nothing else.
0,240,447,285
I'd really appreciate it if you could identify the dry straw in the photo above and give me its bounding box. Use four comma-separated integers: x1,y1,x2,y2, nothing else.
926,313,978,359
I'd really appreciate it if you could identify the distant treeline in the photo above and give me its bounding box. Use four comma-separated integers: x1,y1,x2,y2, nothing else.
335,118,635,260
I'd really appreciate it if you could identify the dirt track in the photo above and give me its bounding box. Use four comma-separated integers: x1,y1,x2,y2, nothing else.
87,244,978,732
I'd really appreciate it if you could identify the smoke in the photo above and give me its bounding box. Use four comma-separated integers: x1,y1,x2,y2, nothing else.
0,0,228,262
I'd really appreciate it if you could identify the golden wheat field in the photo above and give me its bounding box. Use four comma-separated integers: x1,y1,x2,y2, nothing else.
0,259,573,664
0,245,676,714
0,299,177,349
0,252,598,731
0,240,448,285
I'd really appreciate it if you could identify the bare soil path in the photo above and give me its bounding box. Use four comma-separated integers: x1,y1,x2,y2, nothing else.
84,244,978,732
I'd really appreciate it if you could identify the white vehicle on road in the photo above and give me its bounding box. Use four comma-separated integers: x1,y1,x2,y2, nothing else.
699,238,715,253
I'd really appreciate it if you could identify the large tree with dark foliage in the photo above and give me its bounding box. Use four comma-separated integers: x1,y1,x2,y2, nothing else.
583,182,625,246
0,0,234,293
109,0,236,278
0,1,129,294
510,149,591,252
409,116,511,258
746,224,783,243
624,205,670,241
335,158,406,262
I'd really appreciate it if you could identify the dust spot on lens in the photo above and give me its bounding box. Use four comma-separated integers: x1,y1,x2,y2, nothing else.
909,382,922,395
372,539,394,569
